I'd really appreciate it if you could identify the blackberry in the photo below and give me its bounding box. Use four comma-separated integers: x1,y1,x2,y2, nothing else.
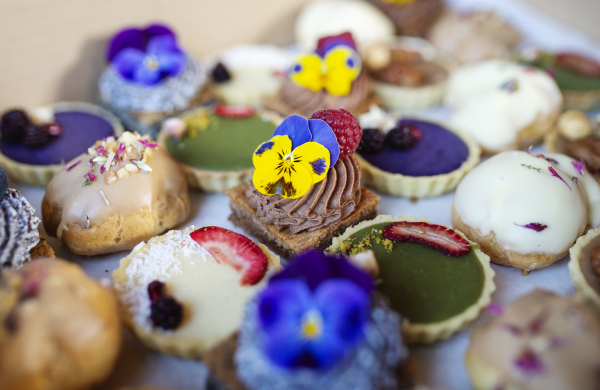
359,128,386,154
1,109,30,143
212,62,231,83
150,296,183,330
386,125,421,150
147,280,166,302
23,124,50,149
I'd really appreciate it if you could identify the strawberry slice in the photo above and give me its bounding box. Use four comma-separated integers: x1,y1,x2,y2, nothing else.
190,226,268,285
556,53,600,78
214,104,255,118
382,221,471,257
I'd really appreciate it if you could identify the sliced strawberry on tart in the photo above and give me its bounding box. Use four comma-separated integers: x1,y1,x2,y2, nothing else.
112,226,281,358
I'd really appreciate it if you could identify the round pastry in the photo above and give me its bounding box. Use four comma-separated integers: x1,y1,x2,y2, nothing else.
208,45,291,106
112,225,281,358
0,102,123,186
452,151,600,271
466,290,600,390
429,11,522,64
445,60,563,154
267,33,373,117
569,226,600,310
329,215,495,343
295,0,395,52
0,258,121,390
356,112,480,198
368,0,444,37
160,105,281,192
98,24,206,135
366,37,451,110
42,131,190,256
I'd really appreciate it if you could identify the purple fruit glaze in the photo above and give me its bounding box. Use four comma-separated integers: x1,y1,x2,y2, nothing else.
0,111,115,165
358,119,469,176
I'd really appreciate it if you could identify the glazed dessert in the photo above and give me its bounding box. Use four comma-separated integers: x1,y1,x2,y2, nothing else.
368,0,444,37
98,24,206,135
466,290,600,390
160,105,280,192
356,109,480,198
113,226,281,358
203,250,409,390
569,226,600,310
294,0,395,52
0,102,122,186
330,215,495,343
445,60,563,154
0,258,121,390
226,109,380,258
429,11,522,64
42,131,189,256
522,49,600,111
209,45,291,106
266,33,372,117
453,151,600,271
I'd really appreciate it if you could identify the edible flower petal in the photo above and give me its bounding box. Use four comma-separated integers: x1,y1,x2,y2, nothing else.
548,166,571,190
572,159,585,176
514,223,548,232
515,349,545,375
308,119,340,167
106,23,175,62
272,115,312,150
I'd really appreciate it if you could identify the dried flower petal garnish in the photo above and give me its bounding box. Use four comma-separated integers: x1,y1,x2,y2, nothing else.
500,78,519,92
65,159,81,171
572,176,579,184
572,159,585,176
82,172,96,186
514,349,545,375
521,164,541,172
548,166,571,190
514,223,548,232
488,303,505,315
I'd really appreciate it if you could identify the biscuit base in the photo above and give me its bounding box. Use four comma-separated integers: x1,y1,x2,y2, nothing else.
30,236,55,259
225,183,380,259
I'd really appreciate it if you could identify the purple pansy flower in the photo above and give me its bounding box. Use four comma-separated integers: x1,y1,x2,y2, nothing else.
107,24,185,86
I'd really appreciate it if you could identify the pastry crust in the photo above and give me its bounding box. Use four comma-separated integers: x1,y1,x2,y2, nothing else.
452,206,565,270
356,122,481,198
562,88,600,111
569,227,600,311
328,214,496,344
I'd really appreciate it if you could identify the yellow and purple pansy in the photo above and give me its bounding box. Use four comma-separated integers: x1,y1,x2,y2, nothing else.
253,115,340,199
288,32,362,96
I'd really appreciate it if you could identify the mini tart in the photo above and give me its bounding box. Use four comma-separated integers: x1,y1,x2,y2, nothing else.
356,119,480,198
159,107,281,192
328,215,495,343
569,227,600,310
112,226,281,358
0,102,123,187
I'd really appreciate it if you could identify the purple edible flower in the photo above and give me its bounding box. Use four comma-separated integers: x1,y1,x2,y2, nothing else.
86,172,96,182
65,159,81,172
572,159,585,176
96,146,106,156
108,24,185,86
515,349,545,375
514,223,548,232
487,303,505,315
548,166,571,190
118,143,125,155
100,165,106,174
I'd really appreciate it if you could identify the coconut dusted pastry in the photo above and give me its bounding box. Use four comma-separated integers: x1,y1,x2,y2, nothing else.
0,258,121,390
466,290,600,390
453,151,600,271
113,226,281,358
42,131,189,256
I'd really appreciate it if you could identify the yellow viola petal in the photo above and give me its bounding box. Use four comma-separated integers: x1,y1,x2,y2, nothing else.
323,46,361,96
289,54,324,93
252,158,313,199
253,135,292,170
292,141,330,185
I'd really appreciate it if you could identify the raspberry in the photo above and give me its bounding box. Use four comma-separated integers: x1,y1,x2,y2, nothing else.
23,124,50,148
359,128,386,154
147,280,166,302
1,109,30,143
212,62,231,83
386,125,421,150
310,109,362,158
150,296,183,330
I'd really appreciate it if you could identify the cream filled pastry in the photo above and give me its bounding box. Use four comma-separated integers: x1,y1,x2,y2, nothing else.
42,131,189,256
452,150,600,270
445,60,562,154
112,226,281,358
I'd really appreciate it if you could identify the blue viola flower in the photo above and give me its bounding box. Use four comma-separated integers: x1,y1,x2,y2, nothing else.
107,24,186,86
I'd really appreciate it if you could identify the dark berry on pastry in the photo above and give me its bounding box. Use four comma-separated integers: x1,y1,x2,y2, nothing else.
386,125,422,150
0,109,30,143
150,296,183,330
212,62,232,83
360,128,386,154
23,124,50,149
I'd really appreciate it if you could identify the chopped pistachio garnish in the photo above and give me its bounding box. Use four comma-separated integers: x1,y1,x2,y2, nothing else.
521,164,541,172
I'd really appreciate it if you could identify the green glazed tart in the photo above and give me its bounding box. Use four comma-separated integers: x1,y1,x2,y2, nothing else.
329,214,495,343
569,227,600,311
159,106,281,192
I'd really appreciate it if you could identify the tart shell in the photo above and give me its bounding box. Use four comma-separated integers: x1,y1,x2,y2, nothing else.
328,214,496,344
569,227,600,311
356,121,481,198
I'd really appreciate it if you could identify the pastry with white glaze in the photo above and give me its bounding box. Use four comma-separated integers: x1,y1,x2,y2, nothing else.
42,131,190,256
452,150,600,270
112,226,281,358
445,60,562,154
466,290,600,390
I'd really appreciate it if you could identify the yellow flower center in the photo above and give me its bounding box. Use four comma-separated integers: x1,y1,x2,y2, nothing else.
301,310,323,340
144,56,159,70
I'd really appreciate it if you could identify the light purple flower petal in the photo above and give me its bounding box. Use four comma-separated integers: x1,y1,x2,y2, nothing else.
112,48,146,80
307,328,347,368
308,119,339,167
273,115,312,150
515,350,545,375
548,166,571,190
155,50,185,77
106,28,145,62
487,303,505,315
146,34,180,55
514,223,548,232
262,320,307,367
133,61,162,86
572,159,585,176
258,279,311,331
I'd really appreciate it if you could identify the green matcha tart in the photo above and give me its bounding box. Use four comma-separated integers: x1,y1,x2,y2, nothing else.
329,214,495,344
159,105,282,192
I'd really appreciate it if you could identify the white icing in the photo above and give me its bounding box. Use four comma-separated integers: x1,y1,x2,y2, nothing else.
295,0,395,52
453,151,600,255
358,104,397,133
445,60,562,151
